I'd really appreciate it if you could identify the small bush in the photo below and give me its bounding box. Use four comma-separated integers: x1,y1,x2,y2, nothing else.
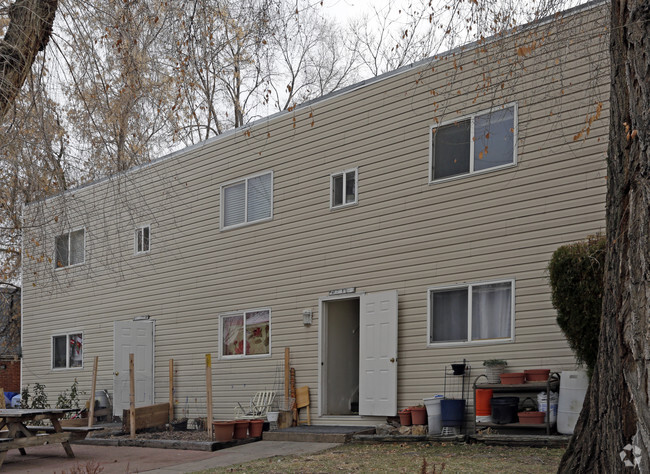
547,234,606,376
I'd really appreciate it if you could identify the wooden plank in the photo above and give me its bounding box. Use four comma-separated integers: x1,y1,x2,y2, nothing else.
2,432,72,449
122,403,170,432
284,348,290,403
129,354,135,439
206,354,213,437
169,359,174,423
88,356,98,427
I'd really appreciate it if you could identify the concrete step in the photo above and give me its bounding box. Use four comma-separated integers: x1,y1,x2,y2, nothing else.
263,426,375,443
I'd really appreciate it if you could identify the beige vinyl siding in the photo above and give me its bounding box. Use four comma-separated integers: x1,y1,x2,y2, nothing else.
22,3,608,423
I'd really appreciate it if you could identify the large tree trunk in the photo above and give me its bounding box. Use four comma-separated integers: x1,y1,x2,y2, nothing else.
558,1,650,472
0,0,58,120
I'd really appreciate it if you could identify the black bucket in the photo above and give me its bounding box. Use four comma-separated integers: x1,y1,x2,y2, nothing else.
491,397,519,424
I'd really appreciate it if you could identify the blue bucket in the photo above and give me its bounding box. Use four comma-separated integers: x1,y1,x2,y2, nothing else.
440,399,466,427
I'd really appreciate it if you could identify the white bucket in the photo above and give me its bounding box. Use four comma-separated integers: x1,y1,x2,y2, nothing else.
267,411,279,422
537,391,558,424
557,370,589,434
423,395,444,435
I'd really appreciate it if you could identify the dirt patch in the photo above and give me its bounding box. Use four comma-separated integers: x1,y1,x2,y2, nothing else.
104,428,214,442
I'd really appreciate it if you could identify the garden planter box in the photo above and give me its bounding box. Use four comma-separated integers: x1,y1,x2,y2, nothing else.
524,369,550,382
500,372,525,384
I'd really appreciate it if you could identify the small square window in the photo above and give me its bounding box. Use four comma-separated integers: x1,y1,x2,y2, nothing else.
220,309,271,358
52,333,83,369
330,168,358,209
135,225,151,254
55,229,85,268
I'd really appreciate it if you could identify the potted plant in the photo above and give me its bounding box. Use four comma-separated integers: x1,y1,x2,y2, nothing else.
483,359,508,383
409,405,427,425
398,408,412,426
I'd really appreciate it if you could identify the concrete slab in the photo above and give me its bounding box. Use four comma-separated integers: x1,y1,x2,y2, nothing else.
143,441,340,473
263,425,375,443
0,444,217,473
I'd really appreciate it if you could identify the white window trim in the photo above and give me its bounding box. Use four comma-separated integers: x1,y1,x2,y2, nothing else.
426,278,515,348
134,224,151,255
219,308,272,360
220,170,274,231
54,227,86,270
51,331,84,370
428,102,518,184
329,167,359,210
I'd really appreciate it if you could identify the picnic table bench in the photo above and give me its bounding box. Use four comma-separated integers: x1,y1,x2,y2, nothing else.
0,408,78,467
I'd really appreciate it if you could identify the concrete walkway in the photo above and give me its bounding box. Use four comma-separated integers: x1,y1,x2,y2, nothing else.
0,440,339,473
144,441,340,473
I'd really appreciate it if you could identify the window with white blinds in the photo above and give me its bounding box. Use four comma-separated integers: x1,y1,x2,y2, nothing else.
55,228,85,268
221,171,273,229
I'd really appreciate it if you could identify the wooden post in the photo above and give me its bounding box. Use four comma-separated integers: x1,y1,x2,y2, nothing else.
0,387,5,409
129,353,136,439
284,347,290,404
205,354,213,438
169,359,174,423
88,356,99,427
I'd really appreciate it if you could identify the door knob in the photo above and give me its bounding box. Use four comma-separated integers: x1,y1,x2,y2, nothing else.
114,371,119,376
390,358,396,363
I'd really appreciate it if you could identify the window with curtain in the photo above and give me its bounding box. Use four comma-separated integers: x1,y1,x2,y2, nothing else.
55,229,85,268
429,280,513,345
431,105,516,181
52,332,83,369
221,172,273,229
221,309,271,358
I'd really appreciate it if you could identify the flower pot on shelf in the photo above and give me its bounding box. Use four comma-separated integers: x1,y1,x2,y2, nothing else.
398,409,412,426
233,420,249,439
249,419,264,438
410,406,427,425
518,411,546,424
485,365,506,383
451,363,466,375
524,369,551,382
212,421,235,442
500,372,525,384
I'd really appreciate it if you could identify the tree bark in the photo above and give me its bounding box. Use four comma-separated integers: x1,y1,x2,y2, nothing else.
0,0,58,120
558,1,650,472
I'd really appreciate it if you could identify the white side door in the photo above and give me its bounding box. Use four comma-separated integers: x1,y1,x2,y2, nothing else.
359,290,398,416
113,320,154,416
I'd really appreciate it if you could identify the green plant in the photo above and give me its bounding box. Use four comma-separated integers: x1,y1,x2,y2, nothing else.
56,378,84,411
547,234,606,376
483,359,507,367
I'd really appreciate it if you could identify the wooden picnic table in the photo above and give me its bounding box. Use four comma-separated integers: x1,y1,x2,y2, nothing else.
0,408,77,467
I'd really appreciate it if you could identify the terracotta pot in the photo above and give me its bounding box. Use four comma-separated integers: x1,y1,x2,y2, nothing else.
233,420,249,439
410,406,427,425
500,372,525,384
249,419,264,438
524,369,550,382
518,411,545,424
398,410,412,426
212,421,235,442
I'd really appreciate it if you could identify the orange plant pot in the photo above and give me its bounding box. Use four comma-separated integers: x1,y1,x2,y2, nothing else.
212,421,235,442
500,372,525,384
410,406,427,425
233,420,249,439
249,419,264,438
518,411,546,424
524,369,551,382
398,409,412,426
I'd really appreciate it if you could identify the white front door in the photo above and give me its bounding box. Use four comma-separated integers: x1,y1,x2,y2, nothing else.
113,320,154,416
359,290,398,416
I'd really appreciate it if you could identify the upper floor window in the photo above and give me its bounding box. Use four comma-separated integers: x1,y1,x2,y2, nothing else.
428,279,514,346
221,171,273,230
220,309,271,359
330,168,358,209
52,332,83,369
55,229,85,268
430,104,517,182
135,225,150,254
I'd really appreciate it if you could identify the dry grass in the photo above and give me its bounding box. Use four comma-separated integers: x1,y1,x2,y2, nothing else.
200,442,564,473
